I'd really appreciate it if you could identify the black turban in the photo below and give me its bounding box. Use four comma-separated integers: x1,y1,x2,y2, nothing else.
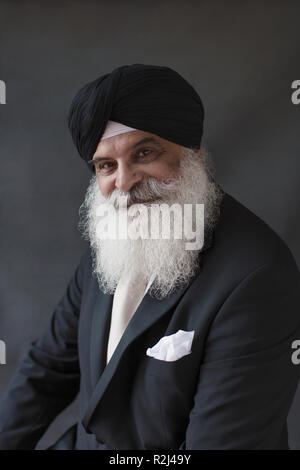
67,63,205,171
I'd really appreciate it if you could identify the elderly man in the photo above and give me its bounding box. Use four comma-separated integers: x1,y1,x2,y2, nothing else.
0,64,299,450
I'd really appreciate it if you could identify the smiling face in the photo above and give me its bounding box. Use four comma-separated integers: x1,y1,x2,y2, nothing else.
90,130,200,200
80,140,224,299
80,126,223,299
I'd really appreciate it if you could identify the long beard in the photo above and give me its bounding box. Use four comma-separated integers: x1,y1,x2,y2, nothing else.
78,146,224,299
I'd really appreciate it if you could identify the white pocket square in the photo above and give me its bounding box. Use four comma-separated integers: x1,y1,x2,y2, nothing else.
146,329,195,362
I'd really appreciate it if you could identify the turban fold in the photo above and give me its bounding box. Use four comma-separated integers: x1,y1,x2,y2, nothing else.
101,120,137,140
67,63,205,170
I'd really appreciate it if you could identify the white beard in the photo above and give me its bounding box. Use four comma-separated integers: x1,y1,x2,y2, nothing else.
78,146,224,299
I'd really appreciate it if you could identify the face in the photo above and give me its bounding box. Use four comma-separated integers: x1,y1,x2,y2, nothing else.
91,130,199,200
80,144,223,299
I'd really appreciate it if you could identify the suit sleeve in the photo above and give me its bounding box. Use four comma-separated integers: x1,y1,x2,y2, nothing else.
0,247,90,450
181,256,300,449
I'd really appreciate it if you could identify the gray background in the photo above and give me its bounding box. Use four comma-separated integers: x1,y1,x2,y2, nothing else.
0,0,299,449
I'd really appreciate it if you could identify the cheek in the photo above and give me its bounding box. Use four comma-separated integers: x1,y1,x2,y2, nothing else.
97,176,113,196
145,161,175,180
150,160,181,181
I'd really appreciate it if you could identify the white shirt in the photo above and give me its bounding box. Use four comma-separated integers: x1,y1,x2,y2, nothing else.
106,270,155,365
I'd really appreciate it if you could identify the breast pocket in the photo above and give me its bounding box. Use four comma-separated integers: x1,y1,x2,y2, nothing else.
146,349,194,379
145,353,197,449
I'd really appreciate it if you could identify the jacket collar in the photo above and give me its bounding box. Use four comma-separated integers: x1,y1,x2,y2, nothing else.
82,224,215,431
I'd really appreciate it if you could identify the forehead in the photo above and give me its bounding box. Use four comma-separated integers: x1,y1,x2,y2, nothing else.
93,130,170,159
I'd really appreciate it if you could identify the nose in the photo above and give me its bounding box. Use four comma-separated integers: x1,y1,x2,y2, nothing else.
114,163,143,192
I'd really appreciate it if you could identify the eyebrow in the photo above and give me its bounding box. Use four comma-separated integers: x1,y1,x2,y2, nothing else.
87,136,163,166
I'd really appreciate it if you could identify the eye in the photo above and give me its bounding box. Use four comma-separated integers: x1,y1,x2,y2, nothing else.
137,148,154,158
95,161,115,173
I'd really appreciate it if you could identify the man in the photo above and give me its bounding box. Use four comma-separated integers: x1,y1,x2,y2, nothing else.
0,63,299,450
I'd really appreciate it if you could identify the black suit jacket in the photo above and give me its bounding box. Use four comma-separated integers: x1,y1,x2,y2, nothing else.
0,192,300,450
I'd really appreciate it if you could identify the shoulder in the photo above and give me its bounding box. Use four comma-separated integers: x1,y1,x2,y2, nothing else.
201,193,300,357
79,243,93,268
74,243,94,289
211,192,298,274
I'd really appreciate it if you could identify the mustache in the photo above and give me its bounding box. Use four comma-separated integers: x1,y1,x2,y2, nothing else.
105,176,180,209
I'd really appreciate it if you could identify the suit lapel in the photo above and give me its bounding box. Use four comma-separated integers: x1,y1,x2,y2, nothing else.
89,291,113,388
84,224,216,430
84,268,198,430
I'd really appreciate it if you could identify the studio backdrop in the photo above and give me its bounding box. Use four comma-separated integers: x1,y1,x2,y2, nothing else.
0,0,300,449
